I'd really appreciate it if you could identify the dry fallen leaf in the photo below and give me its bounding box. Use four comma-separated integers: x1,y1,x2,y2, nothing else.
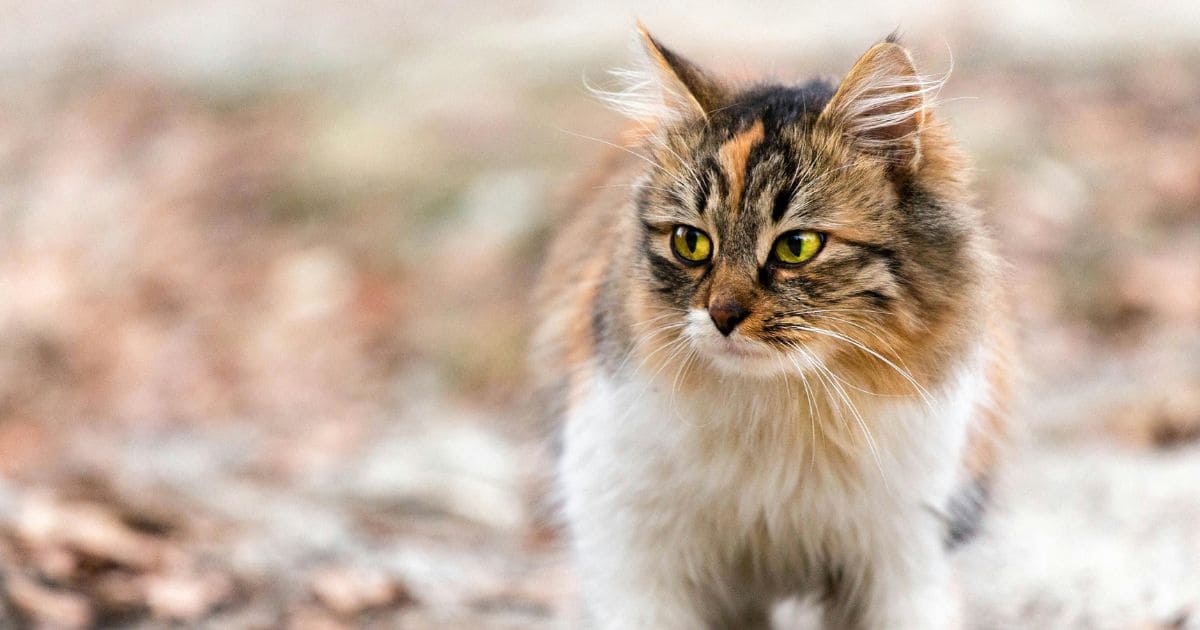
27,544,79,583
15,496,163,570
143,569,235,621
287,604,354,630
1107,384,1200,450
308,566,411,616
4,571,93,628
92,571,145,612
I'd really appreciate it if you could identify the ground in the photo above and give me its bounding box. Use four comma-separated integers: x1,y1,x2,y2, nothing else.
0,2,1197,628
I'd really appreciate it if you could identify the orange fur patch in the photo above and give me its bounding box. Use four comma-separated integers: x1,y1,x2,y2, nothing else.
717,120,764,215
963,320,1014,481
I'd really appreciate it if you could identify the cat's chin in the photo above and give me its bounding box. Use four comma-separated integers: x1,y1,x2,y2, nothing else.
688,334,784,378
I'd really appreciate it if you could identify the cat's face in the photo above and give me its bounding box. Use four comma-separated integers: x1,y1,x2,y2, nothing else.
619,30,978,383
635,111,911,378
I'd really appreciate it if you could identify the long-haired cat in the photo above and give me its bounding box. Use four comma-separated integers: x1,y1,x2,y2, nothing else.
532,25,1010,629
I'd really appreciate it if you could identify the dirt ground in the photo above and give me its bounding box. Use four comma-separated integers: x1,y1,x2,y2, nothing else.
0,2,1197,628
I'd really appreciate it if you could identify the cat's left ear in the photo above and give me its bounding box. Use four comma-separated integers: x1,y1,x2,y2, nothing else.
820,39,932,173
632,22,728,121
593,23,728,123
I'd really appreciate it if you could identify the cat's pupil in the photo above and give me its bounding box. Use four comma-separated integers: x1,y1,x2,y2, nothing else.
685,229,698,252
785,234,803,255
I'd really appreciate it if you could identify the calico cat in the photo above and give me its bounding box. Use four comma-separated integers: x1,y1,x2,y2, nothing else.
532,24,1010,630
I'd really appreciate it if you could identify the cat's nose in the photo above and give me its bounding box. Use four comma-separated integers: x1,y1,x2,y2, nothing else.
709,299,750,336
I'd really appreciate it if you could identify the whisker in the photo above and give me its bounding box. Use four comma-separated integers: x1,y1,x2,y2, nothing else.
669,346,699,425
605,334,694,428
801,315,913,392
619,323,688,377
800,348,889,489
638,124,705,193
787,314,907,398
556,126,694,191
767,323,935,410
612,320,688,376
783,349,821,475
817,357,889,489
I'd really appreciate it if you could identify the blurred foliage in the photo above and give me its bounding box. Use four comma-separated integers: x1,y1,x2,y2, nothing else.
0,2,1197,627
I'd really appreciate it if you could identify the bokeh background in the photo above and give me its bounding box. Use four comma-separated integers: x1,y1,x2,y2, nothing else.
0,2,1197,628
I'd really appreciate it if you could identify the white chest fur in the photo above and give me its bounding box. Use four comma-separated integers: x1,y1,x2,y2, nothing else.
559,352,987,628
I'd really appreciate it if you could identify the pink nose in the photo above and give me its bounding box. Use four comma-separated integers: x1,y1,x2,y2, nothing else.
709,300,750,336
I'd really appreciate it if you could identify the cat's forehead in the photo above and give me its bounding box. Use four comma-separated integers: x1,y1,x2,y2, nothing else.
679,81,837,160
698,81,836,143
645,81,855,228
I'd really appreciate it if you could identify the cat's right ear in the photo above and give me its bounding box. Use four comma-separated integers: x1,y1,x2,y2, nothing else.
819,39,937,174
591,22,728,123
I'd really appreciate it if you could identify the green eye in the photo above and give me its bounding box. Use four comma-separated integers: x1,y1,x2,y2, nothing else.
671,225,712,264
772,230,825,265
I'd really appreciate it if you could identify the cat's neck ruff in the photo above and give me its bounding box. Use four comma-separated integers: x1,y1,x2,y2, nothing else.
605,338,987,468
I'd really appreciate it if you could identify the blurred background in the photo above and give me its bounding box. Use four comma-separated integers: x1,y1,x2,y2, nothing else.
0,2,1197,628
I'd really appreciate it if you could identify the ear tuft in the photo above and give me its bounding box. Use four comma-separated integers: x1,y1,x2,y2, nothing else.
588,22,727,123
820,41,942,173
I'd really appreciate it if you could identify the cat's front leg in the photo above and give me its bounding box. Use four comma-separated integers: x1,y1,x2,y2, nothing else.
562,445,710,627
822,526,961,630
571,534,709,630
868,567,961,630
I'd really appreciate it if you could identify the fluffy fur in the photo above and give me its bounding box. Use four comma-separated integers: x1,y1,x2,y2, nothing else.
532,26,1010,630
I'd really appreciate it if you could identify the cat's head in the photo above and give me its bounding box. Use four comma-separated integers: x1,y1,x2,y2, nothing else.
605,25,987,387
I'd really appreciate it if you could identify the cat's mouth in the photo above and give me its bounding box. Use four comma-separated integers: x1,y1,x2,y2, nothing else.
713,337,772,359
694,334,784,377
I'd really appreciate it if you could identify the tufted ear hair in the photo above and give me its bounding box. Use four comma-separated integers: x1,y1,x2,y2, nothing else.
820,38,939,174
590,22,729,123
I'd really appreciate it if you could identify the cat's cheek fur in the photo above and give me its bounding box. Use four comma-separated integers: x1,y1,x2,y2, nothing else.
559,347,988,629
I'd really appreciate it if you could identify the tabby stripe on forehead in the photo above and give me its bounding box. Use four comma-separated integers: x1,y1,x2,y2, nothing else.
770,151,802,222
694,170,711,215
717,120,765,216
771,185,794,223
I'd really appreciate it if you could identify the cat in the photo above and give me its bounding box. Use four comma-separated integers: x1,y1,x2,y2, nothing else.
532,24,1011,630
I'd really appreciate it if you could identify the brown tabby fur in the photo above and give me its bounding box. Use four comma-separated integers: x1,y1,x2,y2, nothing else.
531,35,1014,630
535,32,1009,475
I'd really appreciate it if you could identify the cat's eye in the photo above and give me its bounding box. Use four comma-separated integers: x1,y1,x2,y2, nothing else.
772,230,825,265
671,225,712,265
